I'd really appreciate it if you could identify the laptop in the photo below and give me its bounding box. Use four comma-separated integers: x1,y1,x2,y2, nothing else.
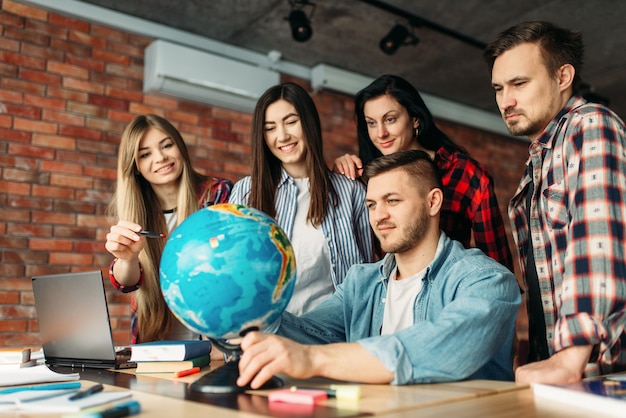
31,270,135,369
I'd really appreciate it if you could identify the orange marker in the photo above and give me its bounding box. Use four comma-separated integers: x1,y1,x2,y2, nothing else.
175,367,200,378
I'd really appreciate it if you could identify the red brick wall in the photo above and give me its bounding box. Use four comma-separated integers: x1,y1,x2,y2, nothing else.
0,0,530,348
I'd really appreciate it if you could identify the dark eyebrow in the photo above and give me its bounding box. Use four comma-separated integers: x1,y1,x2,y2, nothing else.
365,109,400,121
366,192,398,202
493,76,528,87
265,112,299,125
138,136,172,152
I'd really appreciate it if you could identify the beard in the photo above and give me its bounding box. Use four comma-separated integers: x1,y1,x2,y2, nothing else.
377,206,429,254
503,109,547,138
506,119,546,137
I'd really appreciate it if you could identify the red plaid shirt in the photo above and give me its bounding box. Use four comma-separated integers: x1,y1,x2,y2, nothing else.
436,147,514,270
110,177,232,344
509,96,626,377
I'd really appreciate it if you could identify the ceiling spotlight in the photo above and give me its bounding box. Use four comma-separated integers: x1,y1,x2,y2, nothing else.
379,24,419,55
286,1,315,43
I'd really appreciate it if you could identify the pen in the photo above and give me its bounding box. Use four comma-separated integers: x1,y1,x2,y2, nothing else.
175,366,200,378
138,231,165,238
69,383,104,401
289,385,361,400
76,399,141,418
0,381,81,395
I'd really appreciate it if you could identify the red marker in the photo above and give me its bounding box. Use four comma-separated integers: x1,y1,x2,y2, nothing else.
175,367,200,378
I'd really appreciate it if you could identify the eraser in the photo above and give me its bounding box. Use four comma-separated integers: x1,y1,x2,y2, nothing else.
268,388,328,405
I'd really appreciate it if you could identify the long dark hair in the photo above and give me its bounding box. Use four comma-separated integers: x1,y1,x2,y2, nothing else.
355,74,466,165
248,82,336,226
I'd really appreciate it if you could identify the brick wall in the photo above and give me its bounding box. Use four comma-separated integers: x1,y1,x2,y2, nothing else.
0,0,530,348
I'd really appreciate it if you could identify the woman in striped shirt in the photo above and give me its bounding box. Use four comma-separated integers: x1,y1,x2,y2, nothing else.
229,83,375,315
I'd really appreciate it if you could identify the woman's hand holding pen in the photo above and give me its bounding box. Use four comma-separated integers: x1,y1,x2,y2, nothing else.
105,220,147,261
105,220,147,287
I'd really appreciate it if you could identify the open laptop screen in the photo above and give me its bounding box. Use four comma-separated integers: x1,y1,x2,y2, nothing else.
32,270,134,369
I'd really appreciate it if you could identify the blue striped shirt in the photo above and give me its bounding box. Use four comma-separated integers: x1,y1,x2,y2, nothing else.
229,169,375,287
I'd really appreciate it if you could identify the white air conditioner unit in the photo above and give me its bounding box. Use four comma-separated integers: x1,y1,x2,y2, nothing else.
144,40,280,113
311,64,374,96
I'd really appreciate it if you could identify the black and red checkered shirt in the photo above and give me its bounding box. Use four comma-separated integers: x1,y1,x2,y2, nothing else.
436,146,514,271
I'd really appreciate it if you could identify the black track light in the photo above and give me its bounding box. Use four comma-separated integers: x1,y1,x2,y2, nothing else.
286,1,315,43
288,9,312,42
379,24,419,55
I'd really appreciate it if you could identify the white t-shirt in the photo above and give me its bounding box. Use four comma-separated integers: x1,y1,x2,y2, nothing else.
285,178,333,316
381,267,426,335
163,209,177,233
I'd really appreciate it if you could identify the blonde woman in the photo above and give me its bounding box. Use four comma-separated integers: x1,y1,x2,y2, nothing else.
105,114,232,343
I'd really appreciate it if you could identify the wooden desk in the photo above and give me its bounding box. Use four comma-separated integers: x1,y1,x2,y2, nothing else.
0,363,617,417
86,361,523,415
374,388,603,418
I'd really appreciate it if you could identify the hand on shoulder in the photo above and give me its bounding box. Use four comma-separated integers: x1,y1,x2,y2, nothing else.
333,153,364,180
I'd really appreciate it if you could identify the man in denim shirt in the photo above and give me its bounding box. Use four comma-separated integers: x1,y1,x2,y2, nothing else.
237,150,521,388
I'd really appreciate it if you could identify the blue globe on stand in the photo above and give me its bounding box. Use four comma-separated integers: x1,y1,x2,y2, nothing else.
159,203,297,340
159,203,295,392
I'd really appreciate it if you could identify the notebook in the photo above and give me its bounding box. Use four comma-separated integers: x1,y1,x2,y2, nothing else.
31,270,135,369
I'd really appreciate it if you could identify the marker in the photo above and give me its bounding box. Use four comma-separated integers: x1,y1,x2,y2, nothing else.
20,389,79,403
138,231,165,238
289,385,361,400
69,383,104,401
0,381,81,395
74,400,141,418
175,366,200,378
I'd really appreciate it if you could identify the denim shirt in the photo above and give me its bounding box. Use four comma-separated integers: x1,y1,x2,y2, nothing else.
276,232,521,384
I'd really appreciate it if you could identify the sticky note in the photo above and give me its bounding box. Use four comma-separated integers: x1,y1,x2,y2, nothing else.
268,388,328,405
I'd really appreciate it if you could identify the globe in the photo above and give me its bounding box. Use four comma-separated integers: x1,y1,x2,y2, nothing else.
159,203,296,340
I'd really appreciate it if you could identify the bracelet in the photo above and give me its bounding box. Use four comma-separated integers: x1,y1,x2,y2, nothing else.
109,258,144,292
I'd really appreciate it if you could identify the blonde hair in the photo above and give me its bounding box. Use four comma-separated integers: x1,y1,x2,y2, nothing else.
108,114,205,342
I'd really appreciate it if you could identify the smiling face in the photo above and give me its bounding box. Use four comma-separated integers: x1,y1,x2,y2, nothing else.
491,42,572,141
263,99,308,178
135,126,184,187
363,94,420,155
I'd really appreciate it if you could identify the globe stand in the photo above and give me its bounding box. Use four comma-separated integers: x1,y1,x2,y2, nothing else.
189,330,284,394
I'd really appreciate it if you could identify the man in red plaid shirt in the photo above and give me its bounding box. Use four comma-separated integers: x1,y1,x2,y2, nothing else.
485,21,626,384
